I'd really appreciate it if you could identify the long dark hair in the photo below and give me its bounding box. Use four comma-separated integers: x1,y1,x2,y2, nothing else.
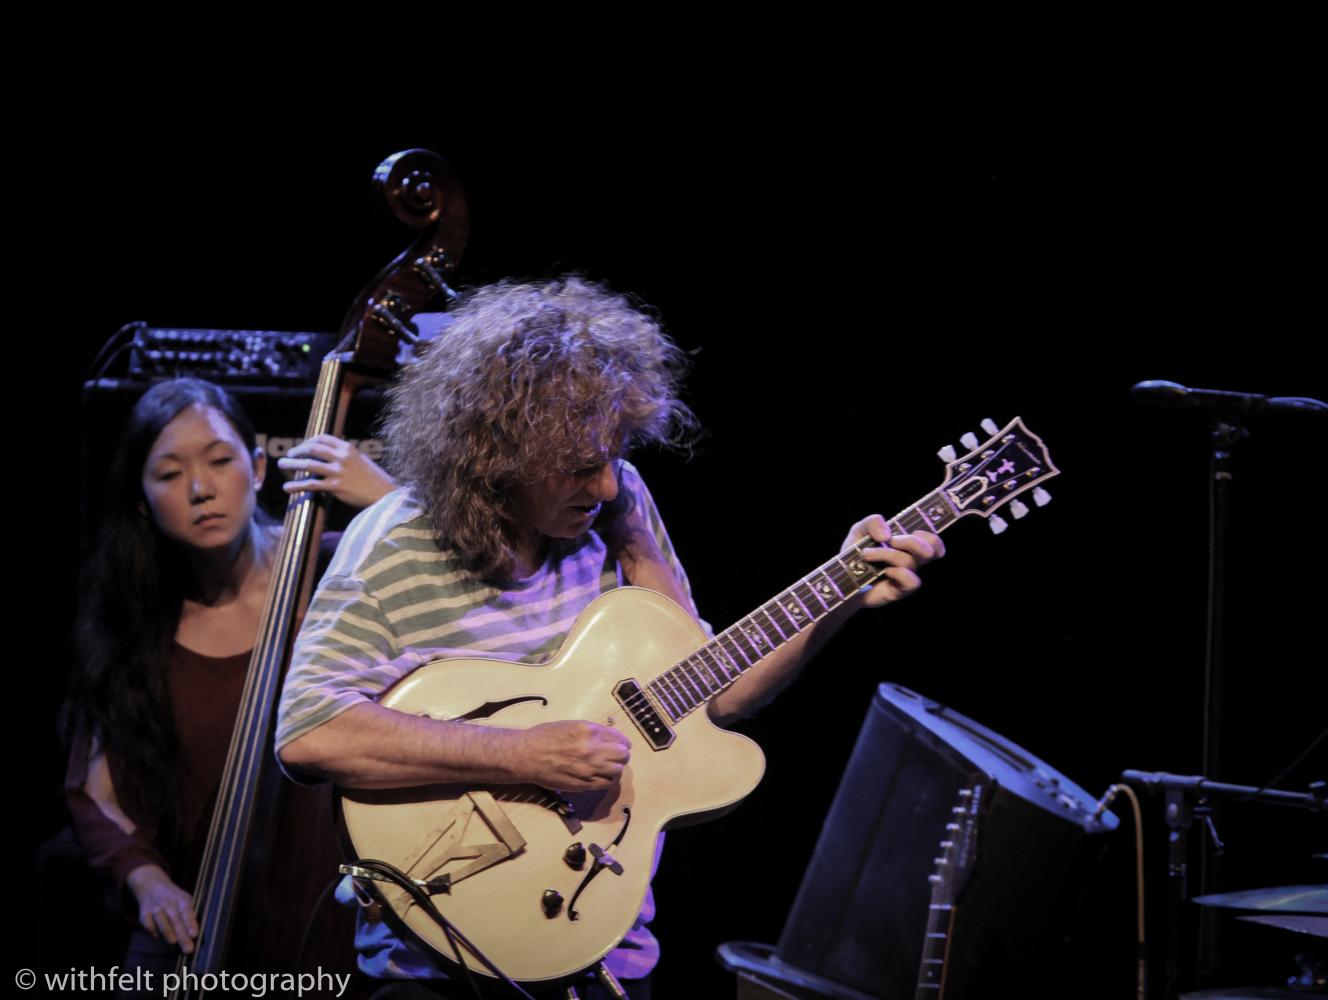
63,378,260,822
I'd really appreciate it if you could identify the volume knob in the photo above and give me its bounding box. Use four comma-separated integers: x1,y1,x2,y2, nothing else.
542,889,564,918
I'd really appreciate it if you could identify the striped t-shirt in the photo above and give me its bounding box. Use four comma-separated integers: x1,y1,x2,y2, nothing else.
275,462,693,981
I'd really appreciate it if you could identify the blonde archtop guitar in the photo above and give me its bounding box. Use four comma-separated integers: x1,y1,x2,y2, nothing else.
338,417,1058,983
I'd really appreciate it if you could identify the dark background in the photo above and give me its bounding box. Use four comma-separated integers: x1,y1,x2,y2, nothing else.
18,92,1325,997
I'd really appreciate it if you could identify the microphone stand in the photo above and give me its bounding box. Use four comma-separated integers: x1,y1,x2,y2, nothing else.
1199,413,1247,983
1120,770,1325,1000
1131,381,1327,987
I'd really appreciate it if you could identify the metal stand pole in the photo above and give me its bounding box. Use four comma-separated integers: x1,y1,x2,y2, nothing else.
1198,417,1245,985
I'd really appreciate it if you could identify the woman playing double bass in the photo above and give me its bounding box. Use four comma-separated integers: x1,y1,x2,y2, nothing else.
62,377,395,977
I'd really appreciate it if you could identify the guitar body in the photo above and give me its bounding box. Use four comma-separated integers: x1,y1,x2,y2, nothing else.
339,587,767,982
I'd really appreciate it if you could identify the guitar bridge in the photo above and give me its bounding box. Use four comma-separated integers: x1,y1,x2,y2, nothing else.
386,790,528,913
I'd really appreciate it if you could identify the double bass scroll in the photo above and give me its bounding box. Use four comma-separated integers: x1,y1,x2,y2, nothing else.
339,148,470,377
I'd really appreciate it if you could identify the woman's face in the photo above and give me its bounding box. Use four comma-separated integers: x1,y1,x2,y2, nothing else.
140,404,266,553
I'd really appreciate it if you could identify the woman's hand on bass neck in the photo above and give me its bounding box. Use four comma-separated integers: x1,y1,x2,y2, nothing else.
277,434,396,509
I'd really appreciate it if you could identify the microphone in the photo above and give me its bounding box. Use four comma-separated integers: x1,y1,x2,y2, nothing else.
1131,380,1327,416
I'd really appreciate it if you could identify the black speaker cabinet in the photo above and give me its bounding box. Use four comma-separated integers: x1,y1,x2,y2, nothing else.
727,683,1118,1000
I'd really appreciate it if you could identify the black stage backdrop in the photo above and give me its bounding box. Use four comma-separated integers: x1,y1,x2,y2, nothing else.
16,104,1325,998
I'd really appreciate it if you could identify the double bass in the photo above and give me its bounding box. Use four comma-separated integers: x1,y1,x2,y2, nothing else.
175,149,468,996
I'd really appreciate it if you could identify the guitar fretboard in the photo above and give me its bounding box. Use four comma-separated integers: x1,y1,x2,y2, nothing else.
642,491,960,723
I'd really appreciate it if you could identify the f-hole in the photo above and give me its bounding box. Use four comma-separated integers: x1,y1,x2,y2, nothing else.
567,807,632,922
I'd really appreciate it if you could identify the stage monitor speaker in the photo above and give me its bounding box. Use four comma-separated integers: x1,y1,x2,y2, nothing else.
770,683,1117,999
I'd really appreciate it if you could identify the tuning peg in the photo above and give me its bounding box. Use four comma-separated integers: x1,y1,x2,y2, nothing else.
960,431,979,451
1010,499,1029,519
980,418,1000,436
937,444,957,463
989,514,1008,535
1033,487,1052,507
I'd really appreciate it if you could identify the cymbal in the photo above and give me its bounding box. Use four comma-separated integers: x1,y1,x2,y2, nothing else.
1193,884,1327,914
1237,914,1328,938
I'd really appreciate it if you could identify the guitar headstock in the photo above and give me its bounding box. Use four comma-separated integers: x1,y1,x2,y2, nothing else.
929,783,984,902
937,417,1058,534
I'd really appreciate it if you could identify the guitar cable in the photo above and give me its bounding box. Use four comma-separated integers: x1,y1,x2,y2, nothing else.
348,858,541,1000
1093,784,1146,1000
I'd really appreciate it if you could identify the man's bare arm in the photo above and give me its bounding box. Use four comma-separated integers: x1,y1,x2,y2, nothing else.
278,702,629,792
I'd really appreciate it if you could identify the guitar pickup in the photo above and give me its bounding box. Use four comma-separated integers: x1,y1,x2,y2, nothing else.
613,679,675,750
